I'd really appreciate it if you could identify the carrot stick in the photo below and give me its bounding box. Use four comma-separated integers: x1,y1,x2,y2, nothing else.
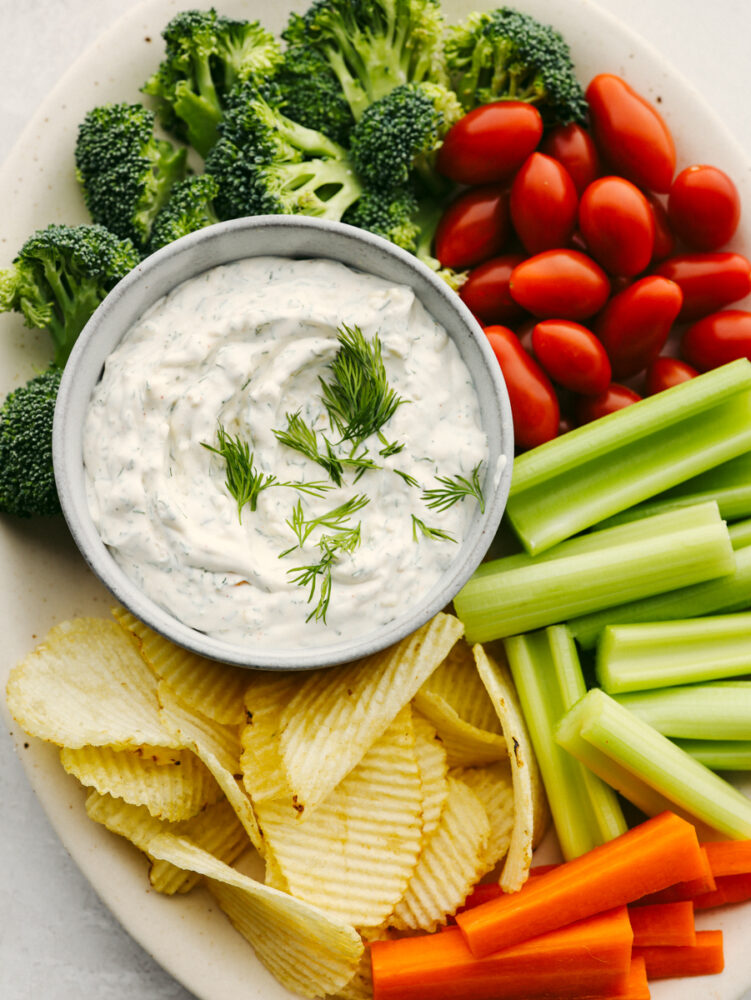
703,838,751,876
370,908,633,1000
694,872,751,909
631,845,715,905
456,811,705,957
634,929,724,979
628,901,695,946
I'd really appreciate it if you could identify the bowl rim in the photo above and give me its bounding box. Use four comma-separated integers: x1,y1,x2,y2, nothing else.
53,214,514,669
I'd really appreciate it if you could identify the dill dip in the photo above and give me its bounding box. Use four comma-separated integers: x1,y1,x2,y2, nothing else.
83,256,489,649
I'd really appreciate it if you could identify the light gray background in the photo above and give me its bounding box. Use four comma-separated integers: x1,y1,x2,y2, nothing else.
1,2,750,999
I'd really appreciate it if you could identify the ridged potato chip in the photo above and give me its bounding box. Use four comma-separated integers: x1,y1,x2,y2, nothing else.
5,618,177,749
451,760,515,868
420,640,504,733
257,707,423,927
60,744,221,821
113,607,250,725
146,833,363,999
411,712,448,839
241,674,300,804
279,613,463,814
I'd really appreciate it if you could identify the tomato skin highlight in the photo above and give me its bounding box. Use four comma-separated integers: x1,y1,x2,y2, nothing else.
484,325,560,449
578,176,655,277
644,193,676,263
435,186,509,269
437,102,544,186
586,74,676,193
576,383,642,424
682,309,751,371
460,253,527,324
509,250,611,320
532,320,612,395
510,153,578,253
540,123,601,196
653,253,751,322
595,275,683,379
668,165,741,250
645,356,699,395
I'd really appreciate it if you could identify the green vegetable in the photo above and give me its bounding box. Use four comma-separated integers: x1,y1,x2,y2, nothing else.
675,739,751,771
596,612,751,694
148,175,219,252
613,682,751,740
342,184,421,252
506,359,751,554
0,368,62,518
142,8,282,157
411,515,455,543
444,6,588,125
269,44,355,145
503,626,627,860
730,516,751,549
556,687,751,839
454,501,735,643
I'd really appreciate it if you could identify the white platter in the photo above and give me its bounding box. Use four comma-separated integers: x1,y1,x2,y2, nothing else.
1,1,751,998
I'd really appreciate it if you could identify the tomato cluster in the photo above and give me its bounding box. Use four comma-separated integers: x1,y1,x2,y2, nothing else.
435,77,751,451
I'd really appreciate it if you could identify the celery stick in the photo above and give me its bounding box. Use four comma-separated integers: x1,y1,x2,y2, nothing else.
730,517,751,549
596,612,751,693
556,688,751,839
568,542,751,650
676,739,751,770
454,502,735,644
614,682,751,739
504,626,627,860
506,359,751,554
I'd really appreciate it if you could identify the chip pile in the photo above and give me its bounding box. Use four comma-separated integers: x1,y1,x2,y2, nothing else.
6,611,549,999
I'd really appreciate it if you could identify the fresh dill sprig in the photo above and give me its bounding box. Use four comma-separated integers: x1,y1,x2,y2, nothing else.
273,411,379,486
202,425,277,522
320,324,405,448
411,515,456,544
394,469,420,488
378,432,404,458
287,524,362,623
280,494,370,556
421,462,486,514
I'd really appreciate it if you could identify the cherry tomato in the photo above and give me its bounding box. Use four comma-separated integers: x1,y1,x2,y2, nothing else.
540,123,601,196
434,186,509,269
653,253,751,322
682,309,751,371
644,193,676,263
576,383,642,424
578,176,655,276
531,320,611,395
668,165,741,250
437,102,544,186
459,253,527,324
595,275,683,378
484,325,560,449
509,250,611,320
586,74,676,193
645,356,699,395
510,153,578,254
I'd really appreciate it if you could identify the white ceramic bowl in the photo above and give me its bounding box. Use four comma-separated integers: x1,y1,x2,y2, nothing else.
53,215,513,669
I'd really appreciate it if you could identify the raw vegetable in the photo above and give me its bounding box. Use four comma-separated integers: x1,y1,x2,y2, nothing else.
434,186,509,269
645,356,698,393
677,740,751,771
575,383,641,423
594,276,683,379
147,175,220,252
613,682,751,740
458,253,525,324
539,122,600,195
578,177,655,277
634,930,724,980
627,901,696,947
694,874,751,909
508,249,610,320
509,152,578,254
653,252,751,321
668,164,740,250
436,101,543,185
531,320,611,396
682,309,751,370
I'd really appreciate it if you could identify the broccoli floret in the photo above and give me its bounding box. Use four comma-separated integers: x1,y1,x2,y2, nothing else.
143,9,282,157
148,174,220,251
205,84,362,222
445,7,588,126
282,0,447,122
349,82,462,193
342,184,421,251
75,102,188,250
0,367,62,518
268,45,355,146
0,224,140,367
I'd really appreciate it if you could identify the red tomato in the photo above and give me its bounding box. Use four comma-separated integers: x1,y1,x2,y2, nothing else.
644,193,676,263
668,165,741,250
645,356,699,394
595,275,683,378
540,123,601,196
653,253,751,321
682,310,751,370
484,325,560,449
531,320,611,395
576,383,642,424
509,250,611,320
459,253,527,324
586,74,676,193
436,102,544,186
435,186,509,269
578,176,655,276
510,153,578,253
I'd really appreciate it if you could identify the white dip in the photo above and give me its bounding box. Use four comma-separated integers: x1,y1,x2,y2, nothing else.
83,257,489,649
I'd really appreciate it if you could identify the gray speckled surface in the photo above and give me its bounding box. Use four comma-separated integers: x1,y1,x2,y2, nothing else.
1,2,750,999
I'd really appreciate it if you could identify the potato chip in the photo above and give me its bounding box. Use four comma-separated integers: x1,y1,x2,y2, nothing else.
472,644,548,892
411,712,448,839
279,613,463,814
451,761,515,868
240,674,301,804
421,640,503,733
388,775,491,932
256,707,423,928
5,618,177,749
146,833,363,998
413,688,507,768
60,744,221,821
113,607,250,725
